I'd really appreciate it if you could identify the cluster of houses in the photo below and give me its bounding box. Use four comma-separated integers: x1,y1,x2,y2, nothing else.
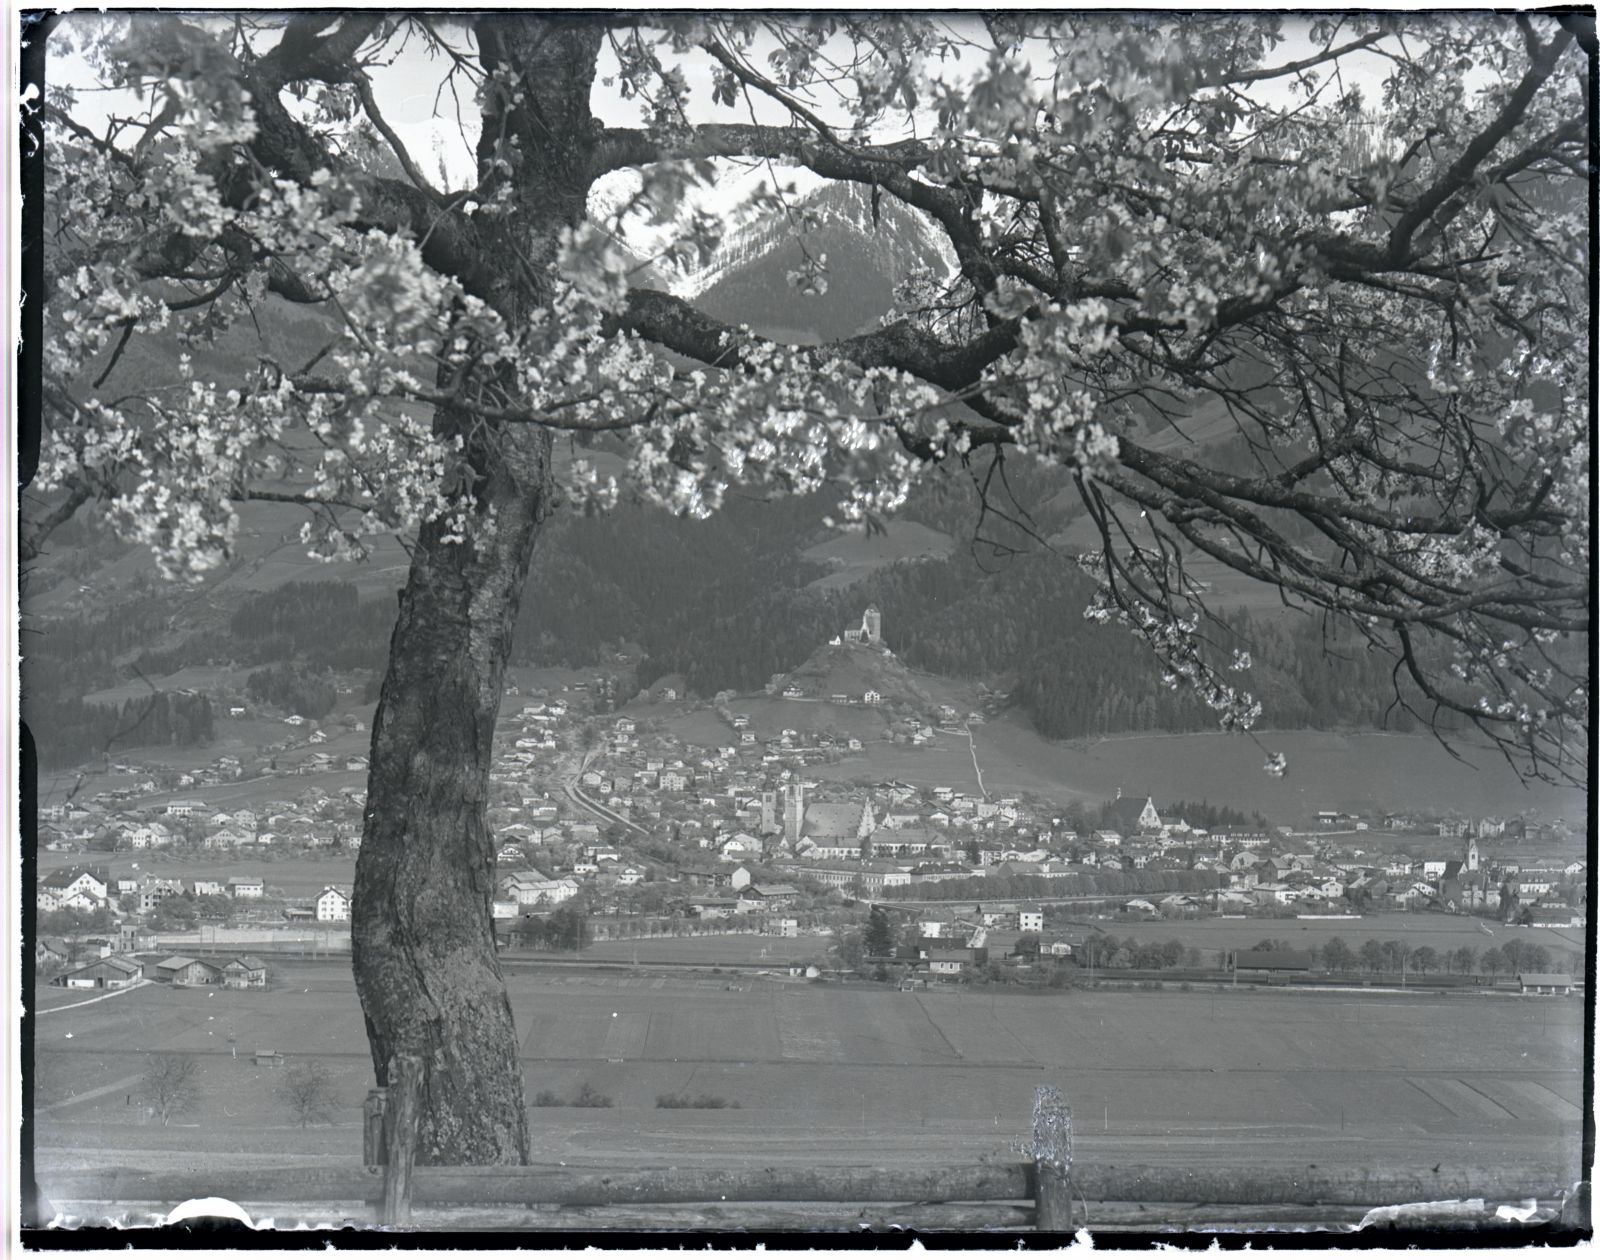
39,786,369,857
36,864,273,916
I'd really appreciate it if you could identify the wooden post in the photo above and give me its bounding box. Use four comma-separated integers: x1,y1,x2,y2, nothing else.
362,1087,387,1168
1031,1084,1074,1233
1560,1181,1590,1231
381,1054,421,1227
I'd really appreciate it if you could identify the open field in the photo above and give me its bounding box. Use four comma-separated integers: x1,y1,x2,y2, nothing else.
809,720,1588,824
32,961,1585,1191
802,521,956,591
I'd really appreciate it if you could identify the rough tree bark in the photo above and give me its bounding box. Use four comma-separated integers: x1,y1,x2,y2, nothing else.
351,16,604,1166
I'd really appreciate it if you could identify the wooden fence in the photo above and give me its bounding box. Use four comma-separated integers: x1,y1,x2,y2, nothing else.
40,1074,1586,1235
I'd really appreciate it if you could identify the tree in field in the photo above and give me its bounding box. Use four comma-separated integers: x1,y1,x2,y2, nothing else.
1321,936,1354,973
1411,945,1438,975
1480,945,1506,977
141,1054,201,1126
863,905,897,958
1358,939,1385,973
1450,945,1478,976
27,12,1591,1164
277,1059,343,1128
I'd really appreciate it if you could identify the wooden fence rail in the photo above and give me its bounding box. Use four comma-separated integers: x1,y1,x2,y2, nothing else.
38,1079,1585,1234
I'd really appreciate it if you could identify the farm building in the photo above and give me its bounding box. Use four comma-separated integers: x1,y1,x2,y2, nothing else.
1232,949,1314,976
1517,973,1575,995
227,876,265,899
54,956,143,990
154,956,221,986
220,956,269,988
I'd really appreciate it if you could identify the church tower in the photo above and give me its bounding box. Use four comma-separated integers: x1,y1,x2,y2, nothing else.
863,606,882,645
760,790,778,833
784,782,805,845
1464,835,1479,872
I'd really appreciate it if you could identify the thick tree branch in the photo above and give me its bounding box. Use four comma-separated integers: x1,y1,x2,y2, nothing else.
1387,25,1575,262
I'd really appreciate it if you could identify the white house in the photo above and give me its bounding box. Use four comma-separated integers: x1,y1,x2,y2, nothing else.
228,876,265,899
315,886,351,921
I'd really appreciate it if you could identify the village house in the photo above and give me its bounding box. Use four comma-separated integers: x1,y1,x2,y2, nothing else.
316,886,352,921
227,876,265,899
220,956,269,988
41,866,110,906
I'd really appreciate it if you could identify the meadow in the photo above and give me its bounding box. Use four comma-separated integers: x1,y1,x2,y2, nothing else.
810,720,1589,824
32,961,1584,1189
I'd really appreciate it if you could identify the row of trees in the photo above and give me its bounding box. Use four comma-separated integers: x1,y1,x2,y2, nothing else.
1313,937,1564,977
508,903,593,952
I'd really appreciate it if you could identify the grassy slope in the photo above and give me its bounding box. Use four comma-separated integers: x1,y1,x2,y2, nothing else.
801,521,957,592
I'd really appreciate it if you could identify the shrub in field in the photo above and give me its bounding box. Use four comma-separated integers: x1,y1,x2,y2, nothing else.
531,1090,563,1107
657,1092,740,1109
572,1083,613,1108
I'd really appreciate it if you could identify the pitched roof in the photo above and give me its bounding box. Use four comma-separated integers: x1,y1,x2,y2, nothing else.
67,956,142,976
803,802,868,839
1234,949,1313,970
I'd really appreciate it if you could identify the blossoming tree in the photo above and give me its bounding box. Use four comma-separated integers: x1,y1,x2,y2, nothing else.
27,12,1589,1162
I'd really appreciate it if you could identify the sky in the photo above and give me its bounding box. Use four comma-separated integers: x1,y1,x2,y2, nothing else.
42,10,1430,274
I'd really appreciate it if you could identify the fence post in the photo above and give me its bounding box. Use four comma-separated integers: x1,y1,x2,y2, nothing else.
1031,1084,1074,1232
381,1054,421,1227
362,1087,387,1168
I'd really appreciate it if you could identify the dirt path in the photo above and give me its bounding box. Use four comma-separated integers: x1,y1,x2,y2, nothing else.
36,981,151,1015
965,725,988,800
38,1073,146,1114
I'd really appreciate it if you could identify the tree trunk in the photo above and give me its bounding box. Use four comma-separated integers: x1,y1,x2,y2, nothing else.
352,428,551,1166
351,15,603,1167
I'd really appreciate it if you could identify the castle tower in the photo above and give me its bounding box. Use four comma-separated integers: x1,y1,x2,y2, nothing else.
1464,835,1479,872
863,606,882,645
784,782,805,845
